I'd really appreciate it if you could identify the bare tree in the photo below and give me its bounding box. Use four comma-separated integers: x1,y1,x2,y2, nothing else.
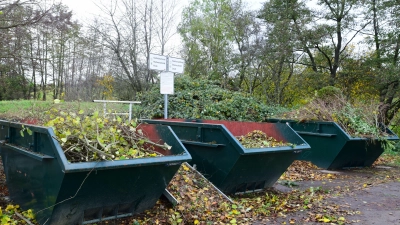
89,0,180,98
154,0,180,55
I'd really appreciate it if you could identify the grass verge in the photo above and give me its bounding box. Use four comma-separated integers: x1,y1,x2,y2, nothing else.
0,100,141,123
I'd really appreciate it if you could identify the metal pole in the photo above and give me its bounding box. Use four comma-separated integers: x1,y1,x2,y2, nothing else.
164,94,168,119
164,56,169,119
129,103,132,121
103,102,107,116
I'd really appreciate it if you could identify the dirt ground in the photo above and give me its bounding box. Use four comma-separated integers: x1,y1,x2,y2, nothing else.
0,158,399,224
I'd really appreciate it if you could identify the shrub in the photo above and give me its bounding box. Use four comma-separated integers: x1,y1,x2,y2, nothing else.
315,86,344,101
138,76,288,122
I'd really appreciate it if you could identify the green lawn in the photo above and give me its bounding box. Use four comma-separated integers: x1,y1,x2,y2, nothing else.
0,100,142,123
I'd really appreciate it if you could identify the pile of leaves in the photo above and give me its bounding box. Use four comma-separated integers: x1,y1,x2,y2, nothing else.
280,86,390,139
235,187,349,224
280,160,342,181
132,163,253,224
44,109,171,162
131,162,349,224
139,75,288,121
131,161,351,225
236,130,293,148
166,163,250,224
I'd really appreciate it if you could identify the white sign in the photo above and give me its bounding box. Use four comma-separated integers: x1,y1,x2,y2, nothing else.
160,72,174,94
149,53,167,71
168,57,185,74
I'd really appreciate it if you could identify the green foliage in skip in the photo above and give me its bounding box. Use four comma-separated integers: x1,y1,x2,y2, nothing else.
281,87,393,141
0,204,36,225
44,109,171,162
139,76,288,121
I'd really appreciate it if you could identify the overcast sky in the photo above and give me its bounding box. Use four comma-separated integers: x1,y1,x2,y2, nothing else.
61,0,265,56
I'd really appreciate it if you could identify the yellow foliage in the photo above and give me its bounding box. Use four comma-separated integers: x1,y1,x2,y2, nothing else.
318,217,331,223
97,74,115,100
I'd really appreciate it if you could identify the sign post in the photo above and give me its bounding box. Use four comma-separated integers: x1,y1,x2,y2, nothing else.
168,57,185,74
160,72,174,95
160,72,174,119
149,54,167,71
148,53,184,119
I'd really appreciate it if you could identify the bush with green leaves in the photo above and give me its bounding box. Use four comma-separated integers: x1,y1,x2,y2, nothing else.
138,76,288,121
315,86,344,101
